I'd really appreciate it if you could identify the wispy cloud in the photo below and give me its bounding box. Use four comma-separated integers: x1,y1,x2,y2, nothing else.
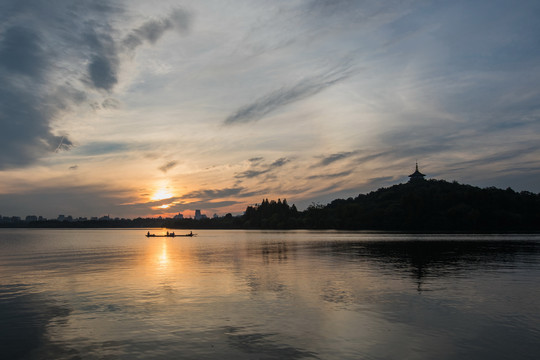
315,151,358,167
180,187,245,200
158,161,178,173
235,157,291,179
122,8,191,51
306,170,352,180
224,64,355,125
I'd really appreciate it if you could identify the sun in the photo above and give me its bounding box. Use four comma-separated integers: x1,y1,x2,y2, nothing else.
150,186,174,201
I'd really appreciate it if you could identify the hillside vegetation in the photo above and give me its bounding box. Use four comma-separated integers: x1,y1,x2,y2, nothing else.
9,180,540,231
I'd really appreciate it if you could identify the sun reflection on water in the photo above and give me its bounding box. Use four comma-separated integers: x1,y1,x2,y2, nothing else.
158,240,169,269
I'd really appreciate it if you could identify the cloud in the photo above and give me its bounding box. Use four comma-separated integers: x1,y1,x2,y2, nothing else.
136,186,263,214
85,8,191,92
176,187,262,202
235,169,269,179
0,2,191,169
447,142,540,169
86,8,192,92
102,97,121,109
68,165,79,171
0,21,69,168
0,26,47,78
306,170,352,180
158,161,178,173
0,1,115,169
224,64,355,125
122,8,191,51
180,187,245,200
316,151,358,167
88,53,119,91
249,157,264,163
235,157,291,179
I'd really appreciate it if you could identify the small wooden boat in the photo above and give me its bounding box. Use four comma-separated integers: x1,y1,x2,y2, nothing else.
145,232,196,238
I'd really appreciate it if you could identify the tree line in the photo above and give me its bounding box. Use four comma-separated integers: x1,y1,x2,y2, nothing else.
5,179,540,231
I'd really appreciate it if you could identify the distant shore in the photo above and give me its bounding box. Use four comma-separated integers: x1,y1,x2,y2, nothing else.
2,179,539,232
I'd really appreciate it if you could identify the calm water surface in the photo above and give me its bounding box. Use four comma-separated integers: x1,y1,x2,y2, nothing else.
1,229,539,359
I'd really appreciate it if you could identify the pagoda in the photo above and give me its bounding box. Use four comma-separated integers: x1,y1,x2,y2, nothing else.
408,162,426,183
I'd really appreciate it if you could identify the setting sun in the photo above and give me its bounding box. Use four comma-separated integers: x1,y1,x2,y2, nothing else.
151,187,174,201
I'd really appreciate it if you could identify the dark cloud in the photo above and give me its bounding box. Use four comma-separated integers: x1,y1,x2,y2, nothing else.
447,142,540,169
88,53,119,91
122,8,191,51
270,157,290,167
0,1,190,169
158,161,178,173
0,1,114,169
224,65,355,125
177,187,262,201
68,165,79,170
0,26,47,78
306,170,352,180
235,169,270,179
235,157,290,179
0,77,74,168
75,141,130,156
102,97,121,109
311,150,395,169
316,151,358,166
249,157,264,163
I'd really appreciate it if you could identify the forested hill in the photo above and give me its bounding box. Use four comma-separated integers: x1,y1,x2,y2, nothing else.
299,180,540,231
6,180,540,231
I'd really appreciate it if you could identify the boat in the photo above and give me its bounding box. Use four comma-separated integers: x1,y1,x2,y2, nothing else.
145,231,196,238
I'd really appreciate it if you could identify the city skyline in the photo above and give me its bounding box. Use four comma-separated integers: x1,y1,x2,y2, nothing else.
1,0,540,219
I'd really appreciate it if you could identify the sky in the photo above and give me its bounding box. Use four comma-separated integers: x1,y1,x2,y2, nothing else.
1,0,540,219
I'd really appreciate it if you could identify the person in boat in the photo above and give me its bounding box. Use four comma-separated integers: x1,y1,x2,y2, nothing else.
189,231,193,236
147,231,150,236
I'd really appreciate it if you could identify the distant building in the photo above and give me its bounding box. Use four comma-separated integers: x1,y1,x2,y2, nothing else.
408,162,426,183
195,209,202,220
173,213,184,219
25,215,38,222
57,214,65,221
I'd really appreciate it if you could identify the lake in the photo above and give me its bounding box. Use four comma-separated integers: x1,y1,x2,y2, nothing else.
1,229,539,359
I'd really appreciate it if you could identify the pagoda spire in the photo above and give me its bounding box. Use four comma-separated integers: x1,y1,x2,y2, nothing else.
408,162,426,182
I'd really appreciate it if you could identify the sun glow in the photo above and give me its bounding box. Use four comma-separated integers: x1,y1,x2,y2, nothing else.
150,185,174,201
